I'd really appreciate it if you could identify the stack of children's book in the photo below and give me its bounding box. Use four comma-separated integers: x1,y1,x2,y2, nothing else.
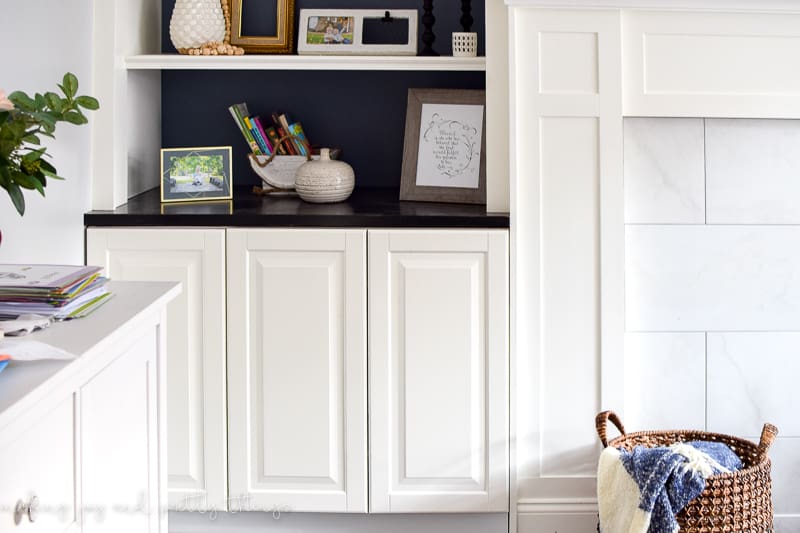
0,264,112,320
228,102,312,157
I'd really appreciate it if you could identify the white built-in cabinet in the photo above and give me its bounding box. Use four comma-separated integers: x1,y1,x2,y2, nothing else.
87,227,508,514
507,2,800,530
369,230,509,513
0,282,176,533
226,229,368,513
86,229,228,511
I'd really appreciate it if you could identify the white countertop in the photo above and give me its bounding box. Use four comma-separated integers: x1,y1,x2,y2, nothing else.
0,281,180,423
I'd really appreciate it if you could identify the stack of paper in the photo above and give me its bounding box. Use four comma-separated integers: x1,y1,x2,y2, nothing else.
0,264,112,320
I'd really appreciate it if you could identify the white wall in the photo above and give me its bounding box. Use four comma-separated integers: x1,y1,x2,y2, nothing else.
625,117,800,531
0,0,93,264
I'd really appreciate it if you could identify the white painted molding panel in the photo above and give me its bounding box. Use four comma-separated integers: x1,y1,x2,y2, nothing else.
226,229,368,513
508,7,623,524
0,395,77,532
86,228,228,511
81,328,161,533
368,230,509,513
508,2,800,530
623,10,800,118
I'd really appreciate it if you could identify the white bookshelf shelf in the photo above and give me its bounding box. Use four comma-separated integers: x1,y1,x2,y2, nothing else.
125,54,486,72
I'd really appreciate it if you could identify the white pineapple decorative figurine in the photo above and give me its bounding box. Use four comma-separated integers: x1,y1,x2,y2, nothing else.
170,0,226,51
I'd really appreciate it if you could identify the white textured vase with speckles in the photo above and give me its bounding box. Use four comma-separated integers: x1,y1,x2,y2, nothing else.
169,0,225,50
294,148,355,203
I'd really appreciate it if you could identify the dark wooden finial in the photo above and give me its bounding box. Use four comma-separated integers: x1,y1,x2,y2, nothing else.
420,0,438,56
460,0,473,32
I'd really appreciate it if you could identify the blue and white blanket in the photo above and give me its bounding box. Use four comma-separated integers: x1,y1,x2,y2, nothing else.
598,441,742,533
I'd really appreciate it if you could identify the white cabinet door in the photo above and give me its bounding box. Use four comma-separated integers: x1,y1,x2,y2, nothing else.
81,327,162,533
0,395,76,532
227,229,367,513
86,228,227,511
369,230,509,513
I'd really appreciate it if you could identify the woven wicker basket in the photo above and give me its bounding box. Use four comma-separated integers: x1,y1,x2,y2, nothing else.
596,411,778,533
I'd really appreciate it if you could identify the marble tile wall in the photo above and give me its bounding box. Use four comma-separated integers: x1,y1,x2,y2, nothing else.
624,118,800,528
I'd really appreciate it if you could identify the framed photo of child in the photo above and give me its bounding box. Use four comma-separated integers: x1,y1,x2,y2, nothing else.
297,9,417,55
160,146,233,203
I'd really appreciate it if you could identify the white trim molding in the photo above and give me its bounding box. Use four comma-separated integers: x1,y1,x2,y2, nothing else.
516,497,598,515
508,2,800,530
505,0,800,12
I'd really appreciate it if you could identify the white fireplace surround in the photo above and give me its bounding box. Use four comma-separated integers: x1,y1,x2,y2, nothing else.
507,1,800,531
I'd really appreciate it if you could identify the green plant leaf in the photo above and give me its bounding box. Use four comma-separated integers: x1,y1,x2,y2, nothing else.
62,73,78,99
34,93,46,111
22,148,46,162
45,92,65,113
39,160,63,180
31,111,56,128
9,91,35,112
75,95,100,110
62,111,87,125
6,182,25,216
22,134,41,145
11,171,41,191
38,159,56,174
0,165,10,188
17,170,46,195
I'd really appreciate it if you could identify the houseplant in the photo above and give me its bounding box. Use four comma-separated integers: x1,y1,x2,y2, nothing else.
0,72,99,216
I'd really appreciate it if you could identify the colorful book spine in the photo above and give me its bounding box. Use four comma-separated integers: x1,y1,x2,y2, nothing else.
228,105,261,155
288,122,311,157
272,112,298,155
264,126,287,155
229,104,261,154
245,116,271,155
252,116,274,154
278,113,303,155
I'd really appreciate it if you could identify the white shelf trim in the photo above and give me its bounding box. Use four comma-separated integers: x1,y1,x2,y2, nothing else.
125,54,486,72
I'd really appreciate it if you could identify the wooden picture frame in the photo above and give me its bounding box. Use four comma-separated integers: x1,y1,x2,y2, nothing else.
230,0,295,54
297,9,417,56
400,88,487,204
161,146,233,203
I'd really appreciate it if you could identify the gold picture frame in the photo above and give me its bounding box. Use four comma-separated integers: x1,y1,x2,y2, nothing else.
230,0,295,54
160,146,233,204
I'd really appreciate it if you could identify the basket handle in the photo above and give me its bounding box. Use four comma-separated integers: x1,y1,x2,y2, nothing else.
757,423,778,461
596,410,626,447
249,135,312,167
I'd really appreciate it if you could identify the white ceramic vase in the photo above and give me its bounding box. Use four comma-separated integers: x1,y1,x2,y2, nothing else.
294,148,355,203
169,0,225,50
452,32,478,57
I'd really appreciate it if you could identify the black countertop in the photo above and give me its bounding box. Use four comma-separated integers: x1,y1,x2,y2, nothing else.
84,187,509,229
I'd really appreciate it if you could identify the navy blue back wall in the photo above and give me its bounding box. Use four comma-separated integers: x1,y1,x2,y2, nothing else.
161,1,486,189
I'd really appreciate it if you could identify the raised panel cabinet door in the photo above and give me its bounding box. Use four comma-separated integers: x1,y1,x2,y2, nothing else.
368,230,509,513
0,395,76,532
81,326,162,533
86,228,227,511
227,229,367,513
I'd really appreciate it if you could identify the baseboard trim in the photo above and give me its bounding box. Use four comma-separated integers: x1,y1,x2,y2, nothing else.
516,498,598,514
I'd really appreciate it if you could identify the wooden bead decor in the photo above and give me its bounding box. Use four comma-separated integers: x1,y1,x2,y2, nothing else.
180,41,244,56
